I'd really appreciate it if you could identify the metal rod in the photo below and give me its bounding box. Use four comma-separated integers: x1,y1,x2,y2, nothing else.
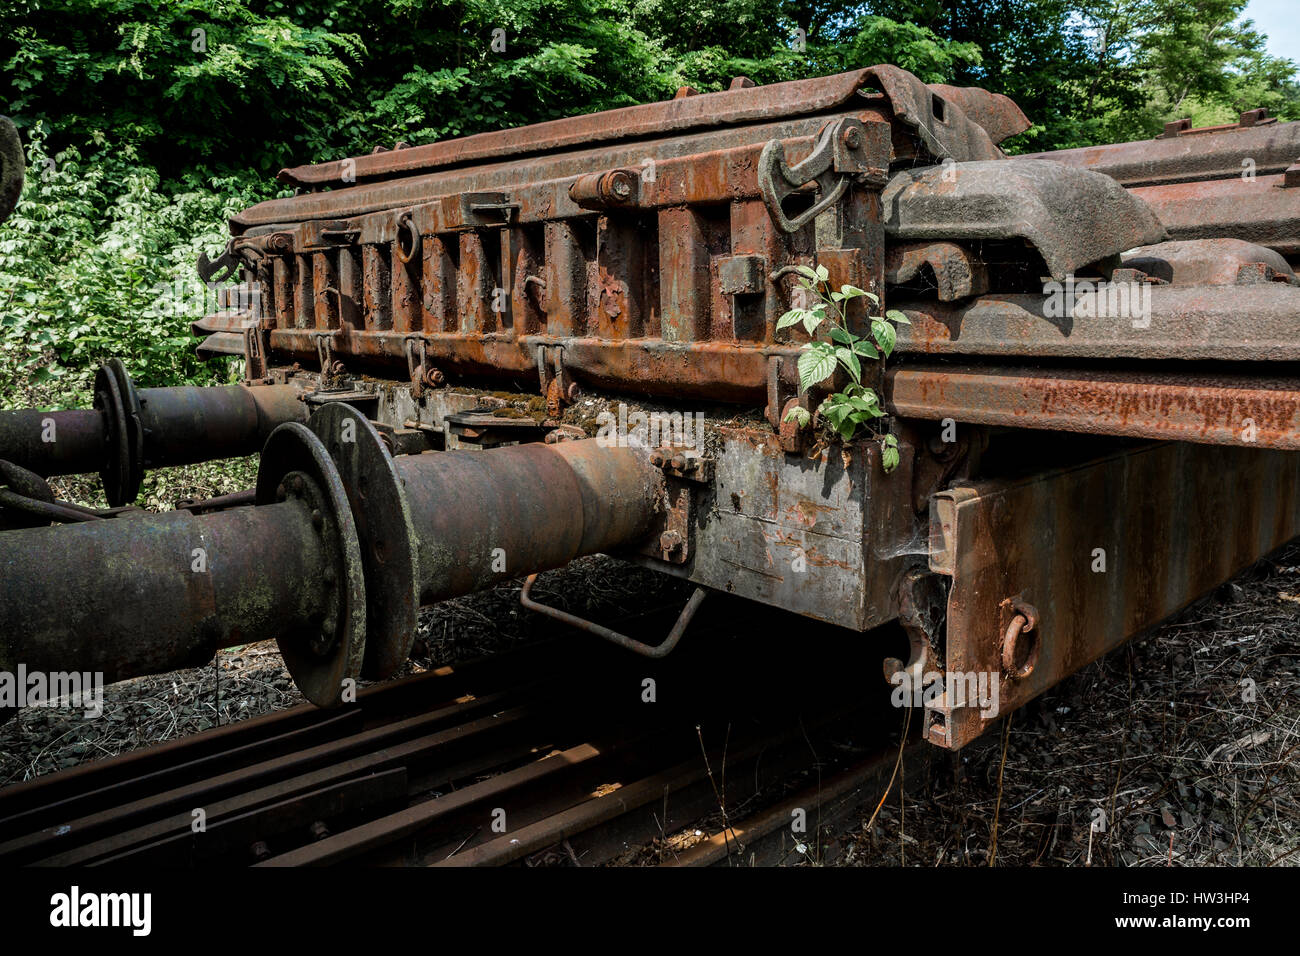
520,574,706,657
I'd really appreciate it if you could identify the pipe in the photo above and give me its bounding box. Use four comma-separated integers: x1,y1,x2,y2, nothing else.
399,438,663,604
0,421,367,708
0,359,307,504
302,402,665,680
0,404,666,710
0,503,330,681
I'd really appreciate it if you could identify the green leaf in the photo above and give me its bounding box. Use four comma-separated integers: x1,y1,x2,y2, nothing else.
783,405,811,428
885,309,911,326
835,346,861,382
881,440,901,473
802,307,826,336
829,326,853,345
797,346,837,391
815,264,829,282
840,285,866,299
872,319,896,358
852,339,879,359
776,308,804,331
794,265,818,282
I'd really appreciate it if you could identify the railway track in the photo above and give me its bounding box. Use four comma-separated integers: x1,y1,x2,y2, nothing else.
0,598,921,867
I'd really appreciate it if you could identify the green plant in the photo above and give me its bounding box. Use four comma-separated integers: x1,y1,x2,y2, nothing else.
776,264,910,472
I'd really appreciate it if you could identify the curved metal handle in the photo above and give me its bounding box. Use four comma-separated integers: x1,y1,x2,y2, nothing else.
520,574,707,658
758,118,863,233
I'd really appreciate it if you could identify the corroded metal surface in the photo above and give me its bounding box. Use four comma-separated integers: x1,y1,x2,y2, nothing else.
926,443,1300,749
1026,115,1300,187
1121,238,1296,286
0,362,307,503
6,65,1300,753
276,66,1024,189
894,284,1300,362
881,159,1166,279
887,365,1300,450
1131,174,1300,256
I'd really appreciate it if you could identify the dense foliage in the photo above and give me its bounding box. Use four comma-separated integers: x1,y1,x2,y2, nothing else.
1,0,1297,406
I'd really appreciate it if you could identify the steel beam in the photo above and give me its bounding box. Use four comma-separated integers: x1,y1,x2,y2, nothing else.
887,365,1300,450
924,442,1300,749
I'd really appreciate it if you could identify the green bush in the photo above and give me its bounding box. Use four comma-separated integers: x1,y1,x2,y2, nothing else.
0,129,278,408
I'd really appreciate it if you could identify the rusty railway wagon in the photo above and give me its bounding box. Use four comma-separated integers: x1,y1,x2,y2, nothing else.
2,65,1299,751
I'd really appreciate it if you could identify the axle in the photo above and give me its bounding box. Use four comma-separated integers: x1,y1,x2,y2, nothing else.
0,359,307,505
0,404,664,710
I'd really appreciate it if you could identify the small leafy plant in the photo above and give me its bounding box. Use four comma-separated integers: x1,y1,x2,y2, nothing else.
776,264,910,472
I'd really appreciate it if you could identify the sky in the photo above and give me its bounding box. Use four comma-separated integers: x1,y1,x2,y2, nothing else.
1245,0,1299,70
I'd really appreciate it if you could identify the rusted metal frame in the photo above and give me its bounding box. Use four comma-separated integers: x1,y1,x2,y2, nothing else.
925,442,1300,749
636,426,920,633
226,120,891,370
595,213,650,339
274,67,1006,189
893,284,1300,362
543,219,589,338
457,229,496,334
264,329,803,400
519,575,707,657
242,130,855,266
237,110,890,228
1131,174,1300,256
421,234,457,333
887,365,1300,450
1026,120,1300,187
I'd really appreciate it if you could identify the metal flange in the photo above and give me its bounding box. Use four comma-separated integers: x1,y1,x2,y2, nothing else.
307,402,420,680
256,421,367,706
93,358,144,507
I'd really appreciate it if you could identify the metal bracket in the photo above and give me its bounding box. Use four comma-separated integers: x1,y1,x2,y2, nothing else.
197,239,240,285
537,345,577,416
758,117,873,233
404,335,443,398
521,575,707,658
766,355,810,452
242,324,270,381
311,331,351,390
